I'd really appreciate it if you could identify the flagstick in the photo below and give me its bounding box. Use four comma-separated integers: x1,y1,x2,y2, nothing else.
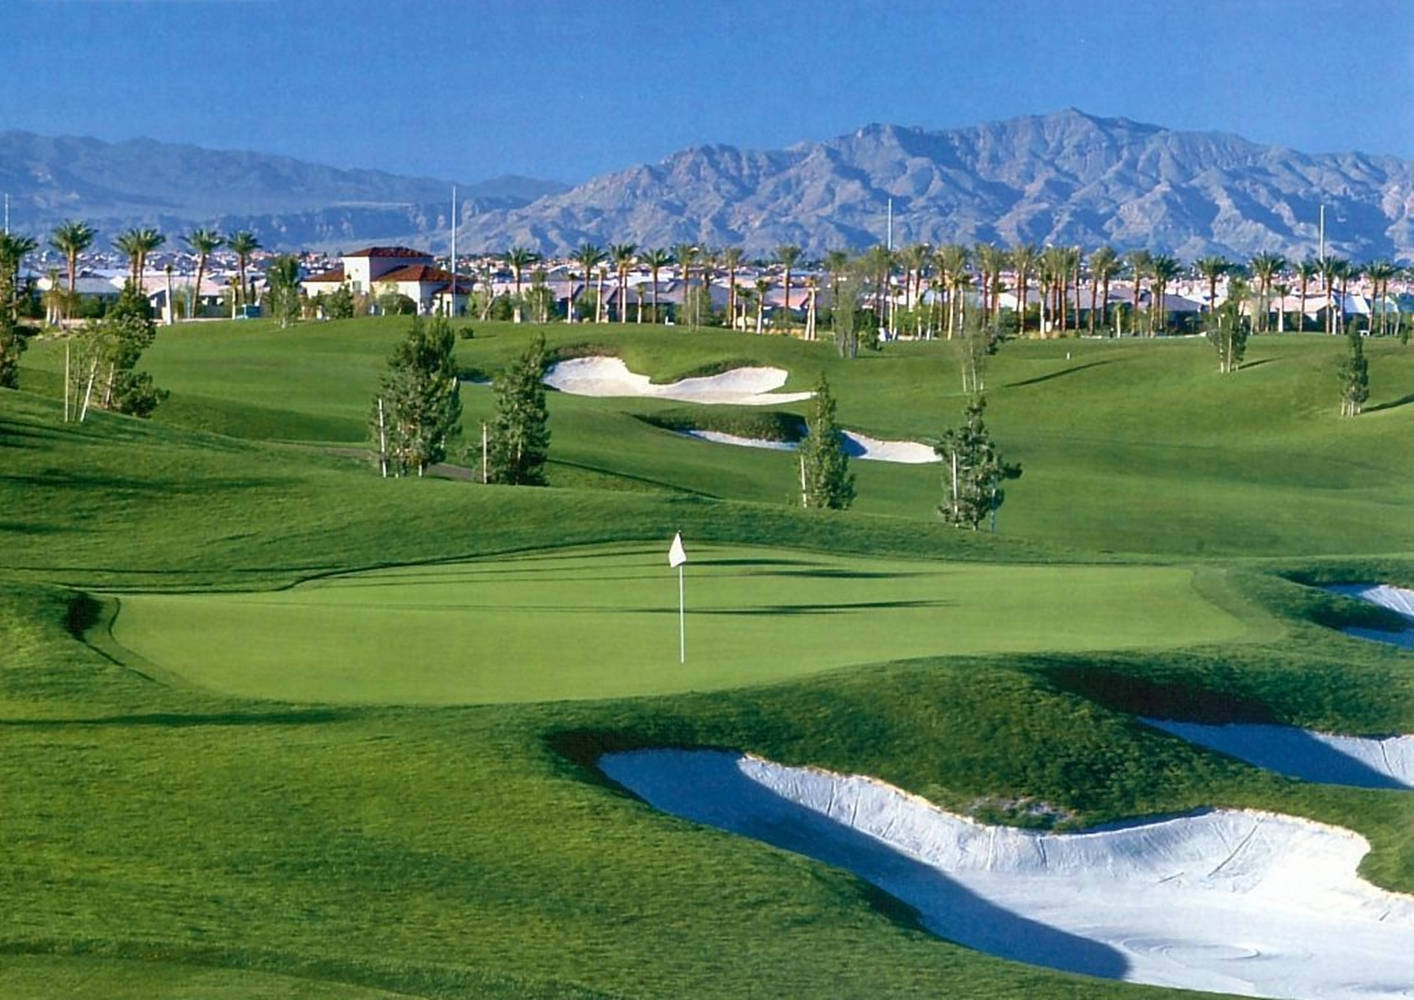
678,562,685,664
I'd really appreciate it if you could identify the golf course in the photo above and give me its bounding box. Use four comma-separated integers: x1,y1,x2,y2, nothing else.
6,317,1414,999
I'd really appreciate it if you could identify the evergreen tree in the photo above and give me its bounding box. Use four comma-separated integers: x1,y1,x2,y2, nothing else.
799,373,855,509
935,395,1021,530
371,317,462,476
1338,327,1370,417
264,255,302,328
0,234,29,389
487,334,550,485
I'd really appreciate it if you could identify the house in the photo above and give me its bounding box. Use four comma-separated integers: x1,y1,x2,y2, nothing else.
303,246,470,316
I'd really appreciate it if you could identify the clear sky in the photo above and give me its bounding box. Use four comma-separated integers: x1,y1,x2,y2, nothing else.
10,0,1414,185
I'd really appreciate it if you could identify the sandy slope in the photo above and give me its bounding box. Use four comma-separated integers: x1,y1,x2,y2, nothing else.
542,356,813,405
602,749,1414,999
1327,583,1414,649
1145,719,1414,789
682,428,939,464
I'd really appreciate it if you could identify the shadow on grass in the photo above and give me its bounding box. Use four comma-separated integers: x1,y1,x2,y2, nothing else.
1042,663,1277,724
1005,359,1117,388
548,458,711,496
0,709,356,729
1364,392,1414,414
0,521,75,535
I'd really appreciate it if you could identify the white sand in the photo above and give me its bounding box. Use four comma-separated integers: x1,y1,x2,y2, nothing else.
680,429,940,464
602,748,1414,999
1326,583,1414,649
1145,719,1414,789
543,356,813,405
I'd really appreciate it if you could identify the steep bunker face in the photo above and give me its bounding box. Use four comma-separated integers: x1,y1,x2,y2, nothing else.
1145,720,1414,789
601,749,1414,1000
1325,583,1414,649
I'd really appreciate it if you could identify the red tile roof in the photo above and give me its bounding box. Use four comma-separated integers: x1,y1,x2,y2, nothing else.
376,264,456,284
344,246,431,259
303,266,346,283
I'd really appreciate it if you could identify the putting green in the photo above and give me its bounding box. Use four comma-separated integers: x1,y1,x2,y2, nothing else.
106,544,1249,705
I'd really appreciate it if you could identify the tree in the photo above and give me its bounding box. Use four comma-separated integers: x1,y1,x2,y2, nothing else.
1125,249,1152,335
505,247,540,324
487,334,550,485
1148,254,1181,336
573,243,606,324
642,248,671,323
832,261,865,358
935,395,1020,531
370,317,462,477
181,227,223,322
326,284,355,319
824,249,850,333
112,227,164,288
753,276,770,334
526,267,554,324
954,309,999,393
672,243,698,327
1248,251,1287,333
1088,246,1120,336
799,374,854,509
722,247,743,329
1338,326,1370,417
609,243,637,323
1207,277,1250,373
776,244,802,335
1010,244,1039,336
0,233,35,388
68,284,167,417
50,220,95,318
1296,258,1319,333
226,230,261,311
1366,260,1397,336
1193,255,1230,320
264,254,302,328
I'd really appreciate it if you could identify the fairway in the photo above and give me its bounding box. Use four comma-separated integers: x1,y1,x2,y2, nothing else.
106,543,1248,705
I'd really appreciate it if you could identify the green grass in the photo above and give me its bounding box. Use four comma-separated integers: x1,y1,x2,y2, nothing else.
104,544,1249,705
8,319,1414,998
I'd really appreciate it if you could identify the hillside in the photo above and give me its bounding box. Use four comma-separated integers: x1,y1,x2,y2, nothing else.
0,130,566,250
458,109,1414,259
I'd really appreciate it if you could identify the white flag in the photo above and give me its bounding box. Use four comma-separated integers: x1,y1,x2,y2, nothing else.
668,532,687,568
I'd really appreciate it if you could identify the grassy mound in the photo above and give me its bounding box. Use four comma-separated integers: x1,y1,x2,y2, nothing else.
8,319,1414,997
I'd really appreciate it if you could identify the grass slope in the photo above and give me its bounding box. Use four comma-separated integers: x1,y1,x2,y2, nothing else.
7,321,1414,998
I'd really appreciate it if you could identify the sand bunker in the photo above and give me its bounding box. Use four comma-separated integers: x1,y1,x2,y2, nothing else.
681,429,939,464
543,356,813,405
1326,583,1414,649
1145,719,1414,789
601,748,1414,999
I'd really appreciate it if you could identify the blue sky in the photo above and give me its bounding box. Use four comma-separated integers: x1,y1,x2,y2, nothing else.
10,0,1414,184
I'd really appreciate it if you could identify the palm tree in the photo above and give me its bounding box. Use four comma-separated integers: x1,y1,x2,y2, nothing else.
1010,244,1039,336
1193,255,1230,320
1148,254,1181,336
974,243,1006,327
505,247,540,323
824,250,850,333
722,247,743,329
1125,249,1153,335
573,243,606,323
1363,260,1394,335
642,248,671,323
1248,251,1287,333
49,220,95,316
1320,256,1346,334
775,244,802,335
899,243,929,314
182,227,223,322
226,230,261,311
697,247,717,329
113,227,165,289
936,244,969,338
671,243,698,327
1087,246,1119,336
1272,281,1292,333
609,243,637,324
753,277,771,334
1296,258,1319,333
737,284,757,334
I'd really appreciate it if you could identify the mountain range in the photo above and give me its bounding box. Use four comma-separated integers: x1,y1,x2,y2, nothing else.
4,111,1413,261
